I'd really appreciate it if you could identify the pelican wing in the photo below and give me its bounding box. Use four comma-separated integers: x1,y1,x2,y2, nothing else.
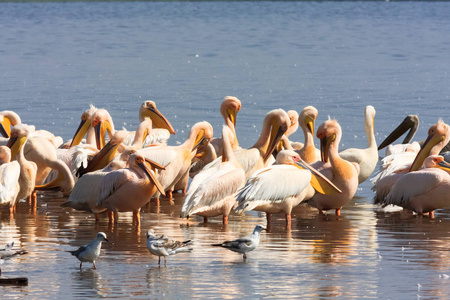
137,146,178,168
236,165,311,210
0,161,20,204
182,163,245,215
97,169,134,206
383,169,446,207
143,129,170,147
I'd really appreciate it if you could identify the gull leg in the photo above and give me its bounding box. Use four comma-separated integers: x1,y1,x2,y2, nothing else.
80,262,82,270
164,256,167,267
93,261,96,270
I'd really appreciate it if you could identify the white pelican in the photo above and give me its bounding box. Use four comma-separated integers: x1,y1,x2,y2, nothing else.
382,155,450,218
139,100,176,147
235,150,342,229
67,104,98,148
209,109,290,179
97,153,165,224
307,119,360,216
296,106,320,163
209,96,242,157
0,111,21,138
6,124,38,207
0,146,20,213
377,114,420,155
92,102,175,150
181,125,246,224
372,120,450,204
285,110,299,139
137,121,214,203
339,105,378,184
76,130,128,177
5,127,74,196
189,143,217,178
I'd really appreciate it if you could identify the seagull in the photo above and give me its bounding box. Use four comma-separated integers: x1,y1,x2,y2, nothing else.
68,232,109,270
146,229,193,266
0,242,28,276
212,225,266,260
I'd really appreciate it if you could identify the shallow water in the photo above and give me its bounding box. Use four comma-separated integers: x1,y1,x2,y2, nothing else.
1,1,450,299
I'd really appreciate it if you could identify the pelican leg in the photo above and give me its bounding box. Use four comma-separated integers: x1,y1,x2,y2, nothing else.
266,213,271,224
318,209,324,215
203,217,208,223
429,211,435,219
335,209,341,216
285,214,291,229
93,261,96,270
114,211,119,224
166,190,173,199
182,189,186,194
155,197,160,207
9,204,14,214
108,211,114,223
133,209,141,225
223,215,228,225
95,213,100,223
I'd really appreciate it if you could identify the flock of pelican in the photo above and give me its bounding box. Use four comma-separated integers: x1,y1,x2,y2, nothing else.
1,98,450,230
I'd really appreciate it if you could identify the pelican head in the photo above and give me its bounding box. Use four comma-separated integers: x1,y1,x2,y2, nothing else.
299,106,318,137
77,130,127,177
0,111,21,138
0,146,12,164
6,123,33,159
130,153,165,194
263,109,290,162
69,104,97,147
285,110,299,138
275,150,301,165
378,114,419,151
409,119,450,172
364,105,376,133
139,101,175,134
92,109,114,150
190,121,213,152
220,96,241,128
317,119,341,163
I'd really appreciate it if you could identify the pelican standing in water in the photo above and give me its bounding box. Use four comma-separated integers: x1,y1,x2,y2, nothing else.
372,119,450,204
181,125,246,224
235,150,342,229
307,119,360,216
96,153,165,224
7,124,38,208
339,105,378,184
381,155,450,218
137,121,213,203
208,109,290,180
0,146,20,213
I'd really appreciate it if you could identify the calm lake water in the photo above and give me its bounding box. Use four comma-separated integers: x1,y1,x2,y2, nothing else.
1,1,450,299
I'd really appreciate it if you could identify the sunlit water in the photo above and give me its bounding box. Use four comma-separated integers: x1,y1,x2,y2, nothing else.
1,1,450,299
